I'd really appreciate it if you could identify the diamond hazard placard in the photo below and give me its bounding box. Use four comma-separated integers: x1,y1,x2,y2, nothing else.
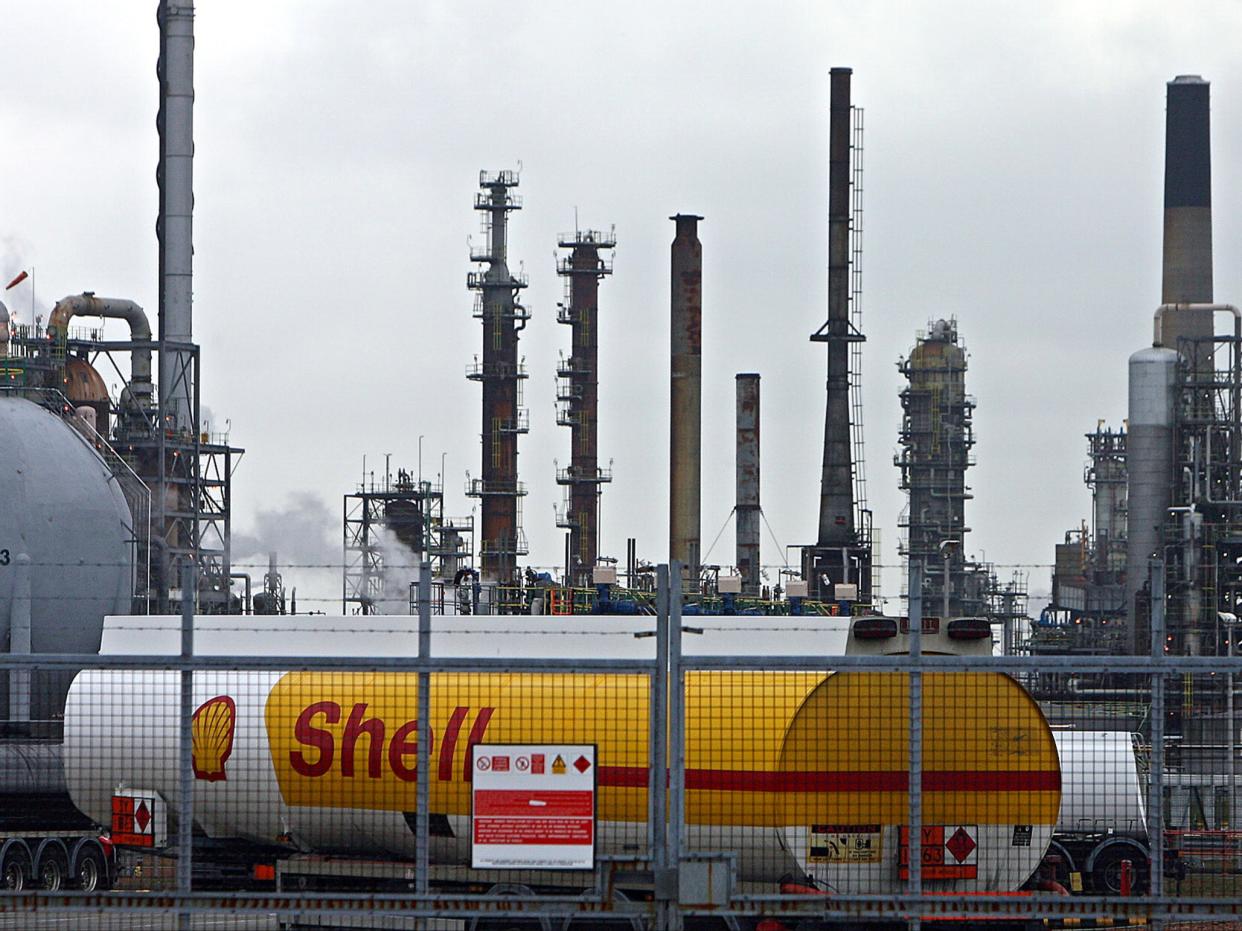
111,789,168,849
898,824,979,880
472,744,596,869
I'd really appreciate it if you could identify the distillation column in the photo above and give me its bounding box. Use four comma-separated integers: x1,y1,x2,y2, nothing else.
735,374,761,596
466,171,530,587
896,320,974,616
555,229,616,586
669,214,703,580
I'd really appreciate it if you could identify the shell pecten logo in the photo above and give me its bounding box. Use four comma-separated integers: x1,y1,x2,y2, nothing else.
192,695,237,781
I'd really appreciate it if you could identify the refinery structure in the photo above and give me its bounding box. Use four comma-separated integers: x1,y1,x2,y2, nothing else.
4,2,1242,919
4,24,1234,642
1,8,1236,664
1039,76,1242,666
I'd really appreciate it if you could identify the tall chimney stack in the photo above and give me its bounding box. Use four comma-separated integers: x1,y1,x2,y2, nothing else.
156,0,195,429
817,66,856,547
1160,75,1214,355
669,214,703,579
802,66,872,605
735,373,761,596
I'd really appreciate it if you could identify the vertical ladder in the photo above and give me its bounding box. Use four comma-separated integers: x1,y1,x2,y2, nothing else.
849,107,868,524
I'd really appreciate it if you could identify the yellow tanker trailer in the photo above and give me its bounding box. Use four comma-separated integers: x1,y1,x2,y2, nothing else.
63,617,1060,896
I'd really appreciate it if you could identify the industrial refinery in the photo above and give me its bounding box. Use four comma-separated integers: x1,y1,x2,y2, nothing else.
0,3,1240,928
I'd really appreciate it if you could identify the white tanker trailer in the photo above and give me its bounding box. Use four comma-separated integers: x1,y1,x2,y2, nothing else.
61,613,1073,900
1049,730,1152,894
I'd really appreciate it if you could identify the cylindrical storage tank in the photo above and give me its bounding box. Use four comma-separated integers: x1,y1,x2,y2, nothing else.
1125,347,1178,654
64,668,1059,893
0,398,133,725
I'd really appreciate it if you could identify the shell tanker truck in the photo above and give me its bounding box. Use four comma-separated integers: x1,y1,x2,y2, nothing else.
55,612,1157,912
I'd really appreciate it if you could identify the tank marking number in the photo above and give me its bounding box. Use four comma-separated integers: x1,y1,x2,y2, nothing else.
0,549,8,566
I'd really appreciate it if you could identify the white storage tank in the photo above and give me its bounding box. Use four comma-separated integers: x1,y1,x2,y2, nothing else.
1125,346,1178,652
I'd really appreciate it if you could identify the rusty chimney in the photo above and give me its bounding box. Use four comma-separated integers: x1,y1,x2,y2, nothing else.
735,373,761,595
669,214,703,580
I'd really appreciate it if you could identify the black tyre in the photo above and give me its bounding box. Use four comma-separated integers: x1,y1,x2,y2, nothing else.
72,846,108,892
0,845,32,892
36,849,67,891
1091,845,1149,896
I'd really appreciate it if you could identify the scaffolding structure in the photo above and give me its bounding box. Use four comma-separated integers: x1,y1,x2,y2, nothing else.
342,469,473,615
1165,330,1242,657
553,228,615,586
895,318,975,616
465,170,530,585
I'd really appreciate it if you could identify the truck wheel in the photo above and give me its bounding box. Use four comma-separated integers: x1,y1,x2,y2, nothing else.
0,844,32,892
37,850,67,891
73,846,108,892
1091,846,1149,895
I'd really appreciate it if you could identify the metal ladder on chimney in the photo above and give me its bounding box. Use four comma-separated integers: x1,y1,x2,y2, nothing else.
849,107,868,525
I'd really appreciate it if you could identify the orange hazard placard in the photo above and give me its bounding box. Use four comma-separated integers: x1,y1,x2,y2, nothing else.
111,791,166,849
898,825,978,880
472,744,596,869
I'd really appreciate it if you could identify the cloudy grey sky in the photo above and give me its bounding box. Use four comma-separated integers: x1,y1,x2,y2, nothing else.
4,1,1241,612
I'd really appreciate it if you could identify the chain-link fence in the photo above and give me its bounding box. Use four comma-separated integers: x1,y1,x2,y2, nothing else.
0,562,1239,930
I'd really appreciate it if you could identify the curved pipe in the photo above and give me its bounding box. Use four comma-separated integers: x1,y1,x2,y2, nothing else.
1153,302,1240,347
0,298,8,356
46,293,152,402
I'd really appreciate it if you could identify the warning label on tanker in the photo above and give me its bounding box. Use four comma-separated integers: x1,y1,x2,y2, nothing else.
472,744,596,870
808,824,882,863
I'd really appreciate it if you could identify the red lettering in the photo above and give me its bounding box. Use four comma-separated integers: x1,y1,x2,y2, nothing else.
438,706,469,782
341,703,385,779
463,707,495,782
290,701,340,777
388,719,422,782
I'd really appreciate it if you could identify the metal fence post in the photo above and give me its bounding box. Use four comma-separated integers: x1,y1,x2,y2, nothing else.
652,564,671,928
177,562,196,931
416,561,432,927
908,560,923,930
1149,559,1166,920
668,560,685,931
